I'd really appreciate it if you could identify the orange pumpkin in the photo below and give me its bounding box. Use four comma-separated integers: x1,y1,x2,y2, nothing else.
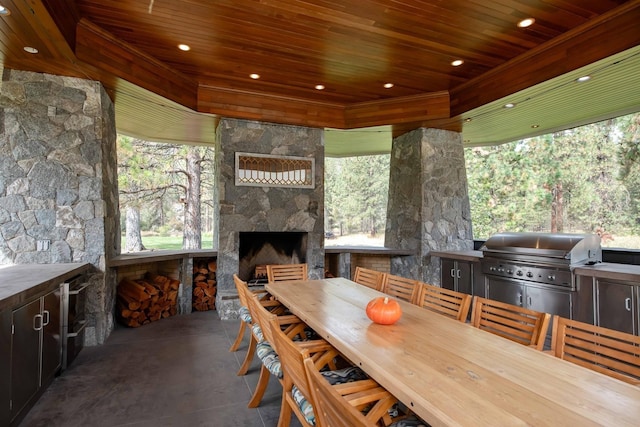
366,297,402,325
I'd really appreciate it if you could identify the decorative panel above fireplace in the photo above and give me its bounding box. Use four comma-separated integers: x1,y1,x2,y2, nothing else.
235,152,315,188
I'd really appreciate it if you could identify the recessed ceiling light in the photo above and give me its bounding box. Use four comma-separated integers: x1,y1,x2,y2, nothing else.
383,83,394,89
518,18,535,28
0,6,10,16
315,84,325,90
576,75,591,82
451,59,464,67
504,103,516,108
178,44,191,51
531,124,540,128
23,46,38,54
249,74,260,79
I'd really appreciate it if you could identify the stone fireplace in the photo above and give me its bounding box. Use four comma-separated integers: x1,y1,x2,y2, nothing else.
213,118,324,319
238,231,308,282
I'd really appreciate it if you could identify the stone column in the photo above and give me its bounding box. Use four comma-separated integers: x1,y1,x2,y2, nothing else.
0,69,120,345
213,118,325,319
385,128,473,285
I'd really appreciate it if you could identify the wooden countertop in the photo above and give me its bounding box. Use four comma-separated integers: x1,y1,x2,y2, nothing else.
324,246,414,255
430,249,483,262
0,262,92,311
267,277,640,426
109,249,218,267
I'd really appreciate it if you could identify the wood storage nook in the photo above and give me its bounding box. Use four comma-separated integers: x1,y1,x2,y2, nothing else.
192,259,217,311
117,274,179,327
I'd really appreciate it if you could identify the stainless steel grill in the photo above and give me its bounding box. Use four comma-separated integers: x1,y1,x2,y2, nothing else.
480,232,602,290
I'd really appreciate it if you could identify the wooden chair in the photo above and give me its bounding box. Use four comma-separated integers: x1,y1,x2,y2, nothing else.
245,290,311,408
353,267,385,291
471,296,551,351
416,282,472,322
233,274,285,376
303,358,426,427
267,263,308,283
381,274,421,304
551,315,640,385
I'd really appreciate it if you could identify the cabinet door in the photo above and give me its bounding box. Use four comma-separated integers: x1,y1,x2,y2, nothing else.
525,285,572,319
41,290,62,385
456,261,472,295
597,280,636,335
441,259,456,291
11,299,42,420
486,277,524,307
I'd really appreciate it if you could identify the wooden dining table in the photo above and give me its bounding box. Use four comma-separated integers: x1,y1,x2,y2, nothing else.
266,277,640,427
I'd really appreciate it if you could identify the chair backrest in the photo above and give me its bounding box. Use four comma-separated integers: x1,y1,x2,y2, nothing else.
353,267,385,291
267,263,308,283
416,282,472,322
303,358,379,427
247,291,278,344
381,274,421,304
471,296,550,350
551,315,640,385
233,274,250,307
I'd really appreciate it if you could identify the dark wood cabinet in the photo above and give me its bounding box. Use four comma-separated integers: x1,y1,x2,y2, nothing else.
439,255,482,297
8,288,62,425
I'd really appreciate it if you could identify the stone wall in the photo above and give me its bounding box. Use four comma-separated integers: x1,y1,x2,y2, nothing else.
214,118,324,319
0,69,119,345
385,128,473,285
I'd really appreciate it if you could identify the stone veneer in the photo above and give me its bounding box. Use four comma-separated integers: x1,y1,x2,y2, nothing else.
0,69,119,345
213,118,324,319
385,128,473,285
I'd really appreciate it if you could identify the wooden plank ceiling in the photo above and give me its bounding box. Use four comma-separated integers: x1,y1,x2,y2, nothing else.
0,0,638,155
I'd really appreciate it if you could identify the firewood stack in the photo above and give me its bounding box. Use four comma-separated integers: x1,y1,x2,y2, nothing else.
117,273,179,327
192,260,217,311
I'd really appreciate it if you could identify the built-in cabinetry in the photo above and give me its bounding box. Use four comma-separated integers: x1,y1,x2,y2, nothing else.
10,289,62,423
0,262,90,427
574,264,640,336
432,250,483,297
485,277,573,319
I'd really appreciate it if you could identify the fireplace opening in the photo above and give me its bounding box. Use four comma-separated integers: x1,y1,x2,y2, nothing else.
238,231,308,282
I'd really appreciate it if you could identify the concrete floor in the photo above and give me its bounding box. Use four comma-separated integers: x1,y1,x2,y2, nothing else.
19,311,301,427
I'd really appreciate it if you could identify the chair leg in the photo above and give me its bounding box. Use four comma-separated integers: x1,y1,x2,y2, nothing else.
237,334,257,376
247,364,271,408
229,320,247,352
276,392,293,427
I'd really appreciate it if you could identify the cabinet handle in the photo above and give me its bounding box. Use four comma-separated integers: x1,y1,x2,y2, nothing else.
625,297,632,312
450,269,456,278
456,269,462,279
527,296,532,306
518,294,523,306
43,310,50,326
33,313,43,331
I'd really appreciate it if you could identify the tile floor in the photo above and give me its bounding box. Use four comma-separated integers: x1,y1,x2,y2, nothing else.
19,311,302,427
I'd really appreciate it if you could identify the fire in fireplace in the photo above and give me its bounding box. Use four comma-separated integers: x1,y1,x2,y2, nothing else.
238,232,308,282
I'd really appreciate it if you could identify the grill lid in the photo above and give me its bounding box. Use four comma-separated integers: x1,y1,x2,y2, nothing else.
480,232,602,265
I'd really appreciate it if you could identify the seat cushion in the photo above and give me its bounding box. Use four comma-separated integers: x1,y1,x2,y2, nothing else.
239,306,252,323
291,366,369,425
389,415,429,427
251,323,265,343
256,341,282,378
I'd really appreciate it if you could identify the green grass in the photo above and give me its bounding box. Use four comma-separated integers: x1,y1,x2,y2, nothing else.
122,234,214,250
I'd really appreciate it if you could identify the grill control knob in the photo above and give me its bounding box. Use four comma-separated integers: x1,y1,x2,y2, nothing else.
507,269,513,274
548,275,555,281
526,272,533,278
498,268,505,273
489,266,496,272
516,271,523,276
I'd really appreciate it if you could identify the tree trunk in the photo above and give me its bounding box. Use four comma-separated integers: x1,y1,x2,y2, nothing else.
183,147,202,249
125,206,145,252
550,182,564,232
